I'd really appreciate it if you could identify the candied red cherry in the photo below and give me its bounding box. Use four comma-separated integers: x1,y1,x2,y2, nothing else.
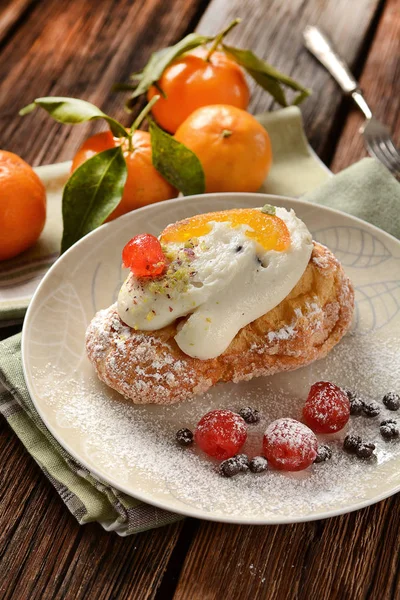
263,418,318,471
303,381,350,434
122,233,167,278
194,409,247,460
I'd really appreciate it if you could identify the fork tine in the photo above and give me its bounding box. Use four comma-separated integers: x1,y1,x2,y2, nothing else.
384,138,400,163
379,147,400,178
369,143,400,177
377,138,400,171
366,137,400,178
366,139,393,171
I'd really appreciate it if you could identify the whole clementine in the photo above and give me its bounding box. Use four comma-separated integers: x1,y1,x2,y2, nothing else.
147,47,250,133
174,105,272,193
0,150,46,261
71,130,177,221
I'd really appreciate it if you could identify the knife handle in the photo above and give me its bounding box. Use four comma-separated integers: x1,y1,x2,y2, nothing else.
303,26,359,94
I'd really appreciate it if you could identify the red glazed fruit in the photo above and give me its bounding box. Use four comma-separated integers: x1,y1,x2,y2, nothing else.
122,233,167,278
195,409,247,460
303,381,350,434
263,418,318,471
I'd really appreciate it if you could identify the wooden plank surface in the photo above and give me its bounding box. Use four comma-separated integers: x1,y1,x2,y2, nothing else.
1,0,399,599
0,0,34,43
331,0,400,172
173,500,400,600
0,0,209,165
196,0,384,162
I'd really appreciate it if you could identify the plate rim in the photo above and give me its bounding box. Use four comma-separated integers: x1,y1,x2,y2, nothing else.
22,191,400,525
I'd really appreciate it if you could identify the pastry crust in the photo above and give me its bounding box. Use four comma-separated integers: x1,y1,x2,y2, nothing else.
86,242,354,405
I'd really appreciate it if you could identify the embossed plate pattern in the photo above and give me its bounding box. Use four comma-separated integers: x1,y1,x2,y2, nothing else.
22,194,400,524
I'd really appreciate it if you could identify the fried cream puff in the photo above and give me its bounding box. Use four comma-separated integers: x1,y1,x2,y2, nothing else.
86,207,354,404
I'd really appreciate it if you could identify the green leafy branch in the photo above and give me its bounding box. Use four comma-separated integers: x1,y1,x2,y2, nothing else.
114,33,213,109
115,18,311,109
19,96,205,253
222,45,310,107
20,97,128,138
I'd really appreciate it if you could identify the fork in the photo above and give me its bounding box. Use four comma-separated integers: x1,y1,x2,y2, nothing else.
303,25,400,179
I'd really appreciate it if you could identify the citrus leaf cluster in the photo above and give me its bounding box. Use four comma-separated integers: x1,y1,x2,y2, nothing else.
116,19,310,108
20,97,205,253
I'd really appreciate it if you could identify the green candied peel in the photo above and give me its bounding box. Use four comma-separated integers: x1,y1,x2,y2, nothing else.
261,204,276,215
184,237,198,248
160,245,177,262
147,243,198,296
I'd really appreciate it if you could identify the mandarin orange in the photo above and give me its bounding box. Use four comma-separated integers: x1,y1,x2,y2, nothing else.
147,48,250,133
0,150,46,261
71,130,177,221
174,105,272,193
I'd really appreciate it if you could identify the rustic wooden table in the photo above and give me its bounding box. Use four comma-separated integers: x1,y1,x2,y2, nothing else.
1,0,399,598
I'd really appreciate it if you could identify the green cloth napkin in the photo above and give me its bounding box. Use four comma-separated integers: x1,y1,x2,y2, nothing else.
303,157,400,240
0,334,183,535
1,107,400,535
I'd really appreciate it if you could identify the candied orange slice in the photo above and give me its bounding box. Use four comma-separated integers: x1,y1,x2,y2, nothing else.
160,208,290,251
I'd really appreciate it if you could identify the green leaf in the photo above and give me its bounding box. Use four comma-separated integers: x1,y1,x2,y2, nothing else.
247,69,288,107
19,102,36,116
61,146,128,253
261,203,276,215
222,44,311,106
124,33,212,101
19,97,127,138
293,89,310,106
112,82,140,92
149,120,205,196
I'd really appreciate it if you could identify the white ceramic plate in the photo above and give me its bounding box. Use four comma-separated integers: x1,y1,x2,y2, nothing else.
22,194,400,524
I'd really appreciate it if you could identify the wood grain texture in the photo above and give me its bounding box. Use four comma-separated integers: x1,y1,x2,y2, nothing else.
0,0,209,165
173,498,400,600
196,0,384,162
0,421,183,600
331,0,400,172
0,0,35,43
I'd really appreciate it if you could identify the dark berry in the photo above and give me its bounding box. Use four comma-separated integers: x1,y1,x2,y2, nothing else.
314,445,332,463
350,398,365,415
249,456,268,473
343,389,364,415
383,392,400,411
343,388,357,402
234,454,250,471
175,428,193,447
303,381,350,433
219,457,241,478
362,402,380,418
380,419,399,440
349,398,364,415
343,434,362,454
356,443,376,459
238,406,260,424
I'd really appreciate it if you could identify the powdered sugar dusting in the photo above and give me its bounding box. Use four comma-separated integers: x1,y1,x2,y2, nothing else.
264,418,318,466
34,326,400,520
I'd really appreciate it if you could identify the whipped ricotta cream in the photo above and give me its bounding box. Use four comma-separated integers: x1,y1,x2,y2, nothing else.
118,207,313,359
